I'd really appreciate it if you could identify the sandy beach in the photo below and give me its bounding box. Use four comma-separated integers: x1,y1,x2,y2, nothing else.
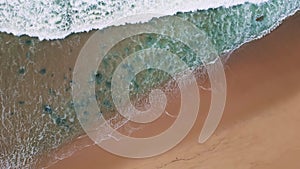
43,12,300,169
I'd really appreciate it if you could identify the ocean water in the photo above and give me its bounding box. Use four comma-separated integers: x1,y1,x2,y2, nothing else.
0,0,270,40
0,0,299,168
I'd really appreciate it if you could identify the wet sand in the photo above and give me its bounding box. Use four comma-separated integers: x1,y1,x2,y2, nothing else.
47,12,300,169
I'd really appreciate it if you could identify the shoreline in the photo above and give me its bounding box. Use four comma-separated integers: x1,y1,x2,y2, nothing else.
45,12,300,169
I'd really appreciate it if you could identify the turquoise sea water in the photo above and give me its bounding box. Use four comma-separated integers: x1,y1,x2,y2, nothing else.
0,0,299,168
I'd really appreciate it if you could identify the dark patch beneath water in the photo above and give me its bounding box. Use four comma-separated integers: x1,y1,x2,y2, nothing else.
256,15,265,22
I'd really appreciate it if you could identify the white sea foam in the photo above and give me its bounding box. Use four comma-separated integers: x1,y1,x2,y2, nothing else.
0,0,268,40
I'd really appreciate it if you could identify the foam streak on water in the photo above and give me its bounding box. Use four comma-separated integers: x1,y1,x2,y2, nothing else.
0,0,269,40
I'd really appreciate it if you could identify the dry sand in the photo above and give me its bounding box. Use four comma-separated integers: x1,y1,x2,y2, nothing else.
46,12,300,169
